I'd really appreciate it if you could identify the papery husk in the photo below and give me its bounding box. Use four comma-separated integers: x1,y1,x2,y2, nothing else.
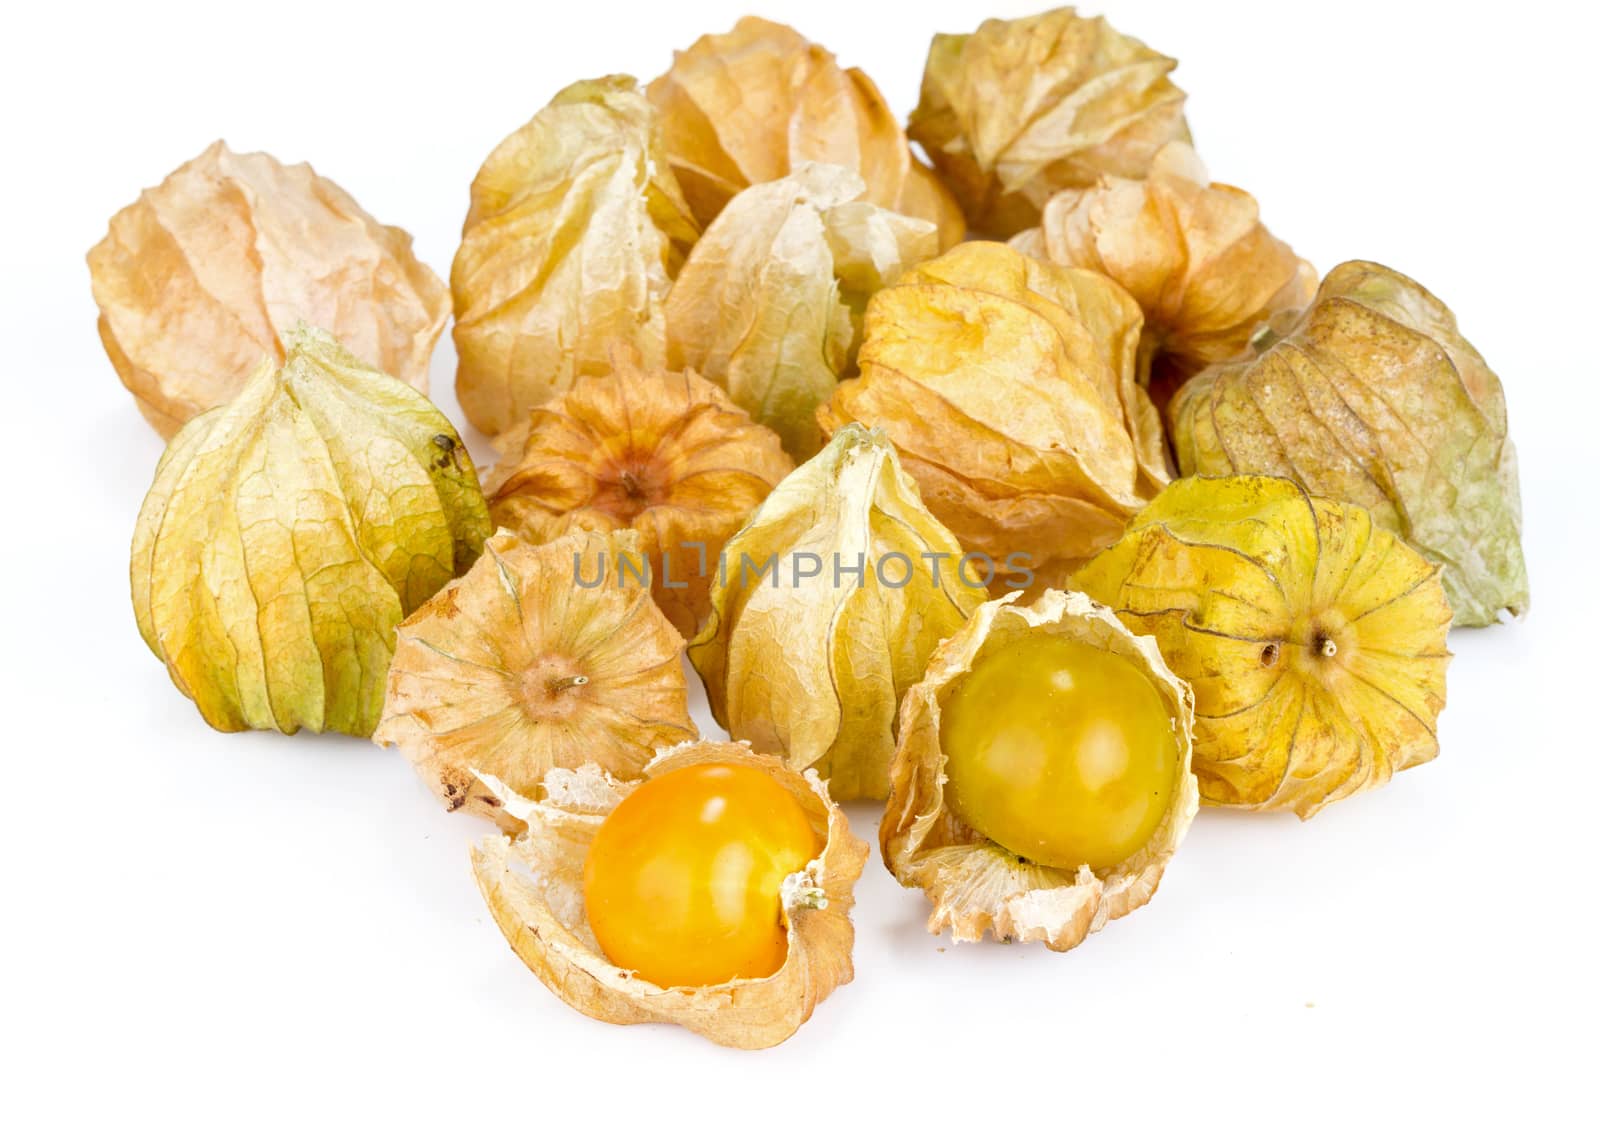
882,589,1197,951
907,7,1191,238
470,740,869,1049
688,425,984,801
374,529,695,829
89,141,449,437
131,326,490,737
451,76,700,442
818,241,1169,590
1012,142,1315,402
1168,261,1527,626
665,163,939,457
646,16,964,248
1076,475,1452,817
485,344,793,638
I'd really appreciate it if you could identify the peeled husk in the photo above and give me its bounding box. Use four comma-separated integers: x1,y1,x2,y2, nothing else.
1168,261,1527,627
485,344,793,638
907,7,1191,238
1076,475,1452,817
131,326,490,737
470,740,869,1049
665,163,939,457
89,140,448,438
374,529,695,828
882,589,1197,951
688,425,984,801
1012,142,1315,402
646,16,964,248
451,76,700,442
819,241,1169,591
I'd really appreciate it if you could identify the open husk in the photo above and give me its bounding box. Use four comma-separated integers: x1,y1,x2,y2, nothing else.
374,529,695,828
1168,261,1527,626
688,425,985,801
89,140,449,437
1076,475,1452,817
664,163,939,457
470,740,869,1049
451,76,700,442
647,17,964,249
131,326,490,737
1012,142,1315,402
882,589,1197,951
819,241,1168,591
908,7,1191,238
485,344,792,638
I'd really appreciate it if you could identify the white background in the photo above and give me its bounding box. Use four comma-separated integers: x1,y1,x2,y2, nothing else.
4,1,1596,1126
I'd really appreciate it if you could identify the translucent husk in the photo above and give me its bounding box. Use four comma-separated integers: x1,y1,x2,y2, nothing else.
664,163,939,457
470,741,869,1049
646,16,964,248
819,241,1169,590
907,7,1191,238
1076,475,1453,817
882,589,1197,951
374,529,696,829
130,326,490,737
484,344,793,638
1012,142,1315,402
89,141,449,437
451,76,700,442
1168,261,1527,627
687,425,985,802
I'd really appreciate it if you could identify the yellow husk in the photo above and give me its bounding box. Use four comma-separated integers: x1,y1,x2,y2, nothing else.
688,425,985,801
1076,475,1453,816
665,163,939,458
908,7,1191,237
819,241,1168,589
451,76,699,441
130,326,490,737
882,589,1197,951
470,741,869,1049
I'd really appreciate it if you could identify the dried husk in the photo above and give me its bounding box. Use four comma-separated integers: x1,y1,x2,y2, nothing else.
908,7,1191,238
374,529,695,829
451,76,700,442
1012,142,1315,402
470,740,869,1049
131,326,491,737
818,241,1169,591
1075,475,1453,817
882,589,1197,951
1168,261,1527,626
688,425,985,802
646,16,964,248
485,344,793,638
665,163,939,457
89,140,449,438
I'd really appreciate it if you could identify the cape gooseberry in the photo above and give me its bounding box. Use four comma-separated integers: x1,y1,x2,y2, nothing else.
582,763,821,988
940,634,1180,871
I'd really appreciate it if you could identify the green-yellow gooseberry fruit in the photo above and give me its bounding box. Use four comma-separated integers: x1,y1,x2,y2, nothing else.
940,633,1180,871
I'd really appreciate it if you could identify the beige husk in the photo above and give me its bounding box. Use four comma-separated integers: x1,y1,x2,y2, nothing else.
647,16,964,248
89,141,448,437
374,529,695,829
881,589,1197,951
470,741,869,1049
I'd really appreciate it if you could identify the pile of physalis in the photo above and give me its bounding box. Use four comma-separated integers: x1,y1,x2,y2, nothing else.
97,6,1525,1050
